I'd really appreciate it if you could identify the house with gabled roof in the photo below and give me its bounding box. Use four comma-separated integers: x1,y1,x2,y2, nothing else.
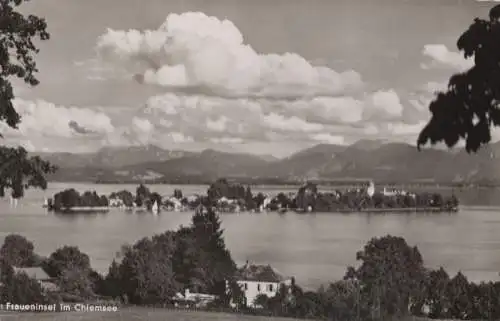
13,267,59,292
228,261,292,308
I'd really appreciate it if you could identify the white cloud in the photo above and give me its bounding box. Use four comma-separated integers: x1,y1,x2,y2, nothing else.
367,89,404,119
2,92,432,152
95,12,363,99
4,99,114,138
262,113,323,133
170,132,194,143
211,137,244,144
422,44,474,71
386,121,427,136
132,117,154,133
424,81,447,93
206,116,229,132
310,133,345,145
10,10,427,153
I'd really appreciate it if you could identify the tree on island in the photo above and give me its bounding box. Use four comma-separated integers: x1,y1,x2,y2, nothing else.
418,4,500,153
109,189,134,207
173,188,183,199
52,189,108,210
135,184,150,207
0,0,57,199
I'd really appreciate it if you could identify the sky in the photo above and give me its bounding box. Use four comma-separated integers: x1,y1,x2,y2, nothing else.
0,0,496,157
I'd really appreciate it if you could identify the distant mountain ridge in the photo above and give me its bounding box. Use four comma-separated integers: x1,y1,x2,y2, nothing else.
39,141,500,185
33,145,195,169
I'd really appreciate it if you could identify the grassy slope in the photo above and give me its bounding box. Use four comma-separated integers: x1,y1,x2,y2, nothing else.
0,308,454,321
0,308,307,321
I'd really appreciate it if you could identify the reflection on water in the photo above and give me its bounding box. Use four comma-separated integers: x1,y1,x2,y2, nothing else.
0,182,500,289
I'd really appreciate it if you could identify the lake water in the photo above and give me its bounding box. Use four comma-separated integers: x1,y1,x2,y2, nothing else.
1,182,500,290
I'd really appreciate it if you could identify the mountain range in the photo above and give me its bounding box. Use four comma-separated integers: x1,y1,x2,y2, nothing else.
34,140,500,185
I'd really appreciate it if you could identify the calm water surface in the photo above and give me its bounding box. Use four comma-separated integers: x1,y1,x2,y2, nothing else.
1,182,500,290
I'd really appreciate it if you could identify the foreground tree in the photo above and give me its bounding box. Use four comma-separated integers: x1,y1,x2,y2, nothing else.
58,267,96,300
418,4,500,153
44,246,91,277
425,267,451,318
345,235,427,320
0,234,36,266
0,0,57,197
116,234,178,304
189,206,236,296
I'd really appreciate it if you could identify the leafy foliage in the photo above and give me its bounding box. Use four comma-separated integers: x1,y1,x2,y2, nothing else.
44,245,91,278
135,184,150,207
188,206,236,296
345,235,427,319
207,178,249,204
418,4,500,153
52,188,109,210
57,267,95,300
0,234,36,266
0,270,46,304
109,189,134,207
114,233,178,304
0,0,56,196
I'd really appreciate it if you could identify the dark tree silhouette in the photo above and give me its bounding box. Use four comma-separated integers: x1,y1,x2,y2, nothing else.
418,4,500,153
0,0,57,197
44,246,91,278
0,234,36,267
345,235,427,319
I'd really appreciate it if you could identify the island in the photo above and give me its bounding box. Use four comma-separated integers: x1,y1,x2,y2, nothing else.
102,179,459,214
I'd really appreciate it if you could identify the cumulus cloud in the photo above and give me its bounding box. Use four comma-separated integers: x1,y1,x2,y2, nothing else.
262,113,323,133
95,12,363,99
421,44,474,71
0,99,116,152
68,120,94,134
211,137,244,144
206,116,229,132
310,133,345,145
138,89,426,146
424,81,447,94
366,89,404,120
169,132,194,143
67,11,435,151
385,121,427,136
4,99,114,139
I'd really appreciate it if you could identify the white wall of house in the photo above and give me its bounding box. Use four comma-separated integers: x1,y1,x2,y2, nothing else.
236,279,291,307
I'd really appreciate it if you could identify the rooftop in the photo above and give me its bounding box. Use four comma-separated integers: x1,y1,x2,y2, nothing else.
235,263,288,283
13,267,51,281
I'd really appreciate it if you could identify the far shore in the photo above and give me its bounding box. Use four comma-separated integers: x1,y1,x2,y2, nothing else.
48,180,500,189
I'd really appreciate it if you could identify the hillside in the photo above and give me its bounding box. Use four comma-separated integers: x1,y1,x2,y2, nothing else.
34,145,194,169
41,141,500,185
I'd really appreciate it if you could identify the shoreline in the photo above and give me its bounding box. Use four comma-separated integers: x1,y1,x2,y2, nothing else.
48,206,458,214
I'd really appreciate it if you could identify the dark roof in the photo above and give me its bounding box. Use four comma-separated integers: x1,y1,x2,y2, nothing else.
235,264,288,283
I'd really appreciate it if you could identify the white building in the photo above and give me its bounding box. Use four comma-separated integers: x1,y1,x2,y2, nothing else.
229,262,292,308
367,181,375,197
109,197,124,208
